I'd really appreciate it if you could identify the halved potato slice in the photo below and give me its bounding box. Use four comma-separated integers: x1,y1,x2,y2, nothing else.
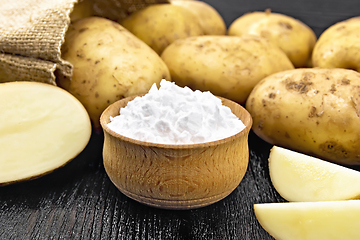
0,82,92,185
269,146,360,201
254,200,360,240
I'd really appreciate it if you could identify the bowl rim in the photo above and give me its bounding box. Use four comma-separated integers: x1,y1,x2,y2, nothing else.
100,95,253,149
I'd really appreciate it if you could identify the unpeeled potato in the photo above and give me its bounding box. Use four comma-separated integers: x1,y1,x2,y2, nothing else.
58,17,171,131
246,68,360,165
312,16,360,71
228,10,317,68
70,0,95,22
161,35,294,104
119,4,204,55
170,0,226,35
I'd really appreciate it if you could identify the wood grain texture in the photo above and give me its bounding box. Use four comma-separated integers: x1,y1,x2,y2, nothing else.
100,96,251,209
0,131,280,240
1,0,359,239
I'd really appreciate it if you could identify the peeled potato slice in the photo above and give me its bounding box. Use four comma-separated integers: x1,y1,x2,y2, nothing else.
0,82,92,185
254,200,360,240
269,146,360,201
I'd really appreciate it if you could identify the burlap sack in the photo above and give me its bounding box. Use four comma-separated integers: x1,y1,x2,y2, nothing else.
0,0,168,85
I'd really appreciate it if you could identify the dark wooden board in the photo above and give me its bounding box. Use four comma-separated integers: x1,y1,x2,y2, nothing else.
0,131,281,240
1,0,360,239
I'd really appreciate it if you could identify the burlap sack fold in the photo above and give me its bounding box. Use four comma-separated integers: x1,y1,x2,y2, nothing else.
0,0,168,85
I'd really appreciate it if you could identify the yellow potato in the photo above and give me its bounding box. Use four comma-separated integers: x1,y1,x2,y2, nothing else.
0,82,91,185
170,0,226,35
254,200,360,240
269,146,360,202
58,17,171,131
312,16,360,71
70,0,95,22
119,4,204,55
161,35,294,104
246,68,360,165
228,10,317,68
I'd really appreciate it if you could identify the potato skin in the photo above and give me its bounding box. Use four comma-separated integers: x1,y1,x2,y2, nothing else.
170,0,226,35
70,0,95,22
161,35,294,104
228,10,317,68
58,17,171,130
312,17,360,71
119,4,204,55
246,68,360,165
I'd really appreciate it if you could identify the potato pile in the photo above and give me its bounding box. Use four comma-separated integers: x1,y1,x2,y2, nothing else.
56,1,360,238
61,1,360,166
3,0,360,197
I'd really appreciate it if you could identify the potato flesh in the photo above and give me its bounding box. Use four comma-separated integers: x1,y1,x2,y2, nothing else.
254,201,360,240
269,146,360,202
0,82,91,184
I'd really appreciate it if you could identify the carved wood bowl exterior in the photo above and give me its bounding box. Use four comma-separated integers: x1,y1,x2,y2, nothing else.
100,95,252,210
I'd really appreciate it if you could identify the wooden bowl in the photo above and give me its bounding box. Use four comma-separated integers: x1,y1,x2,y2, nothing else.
100,95,252,210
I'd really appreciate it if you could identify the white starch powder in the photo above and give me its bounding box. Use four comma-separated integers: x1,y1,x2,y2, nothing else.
107,80,245,144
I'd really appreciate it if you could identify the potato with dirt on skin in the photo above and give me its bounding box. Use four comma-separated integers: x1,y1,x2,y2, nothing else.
312,16,360,72
170,0,226,35
246,68,360,165
160,35,294,104
58,17,171,131
119,4,204,55
228,10,317,68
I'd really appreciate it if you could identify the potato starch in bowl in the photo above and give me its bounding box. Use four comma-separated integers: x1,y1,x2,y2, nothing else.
107,80,245,144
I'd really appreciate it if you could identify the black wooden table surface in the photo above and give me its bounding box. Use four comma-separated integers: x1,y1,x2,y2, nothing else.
1,0,359,239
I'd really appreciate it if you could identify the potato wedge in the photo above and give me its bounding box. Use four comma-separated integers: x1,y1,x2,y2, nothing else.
0,82,91,185
269,146,360,202
254,200,360,240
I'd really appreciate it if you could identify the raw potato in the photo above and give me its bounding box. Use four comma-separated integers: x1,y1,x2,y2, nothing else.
58,17,171,131
254,200,360,240
161,35,294,104
246,68,360,165
170,0,226,35
0,82,91,185
312,16,360,71
228,10,317,68
70,0,95,22
119,4,204,55
269,146,360,202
